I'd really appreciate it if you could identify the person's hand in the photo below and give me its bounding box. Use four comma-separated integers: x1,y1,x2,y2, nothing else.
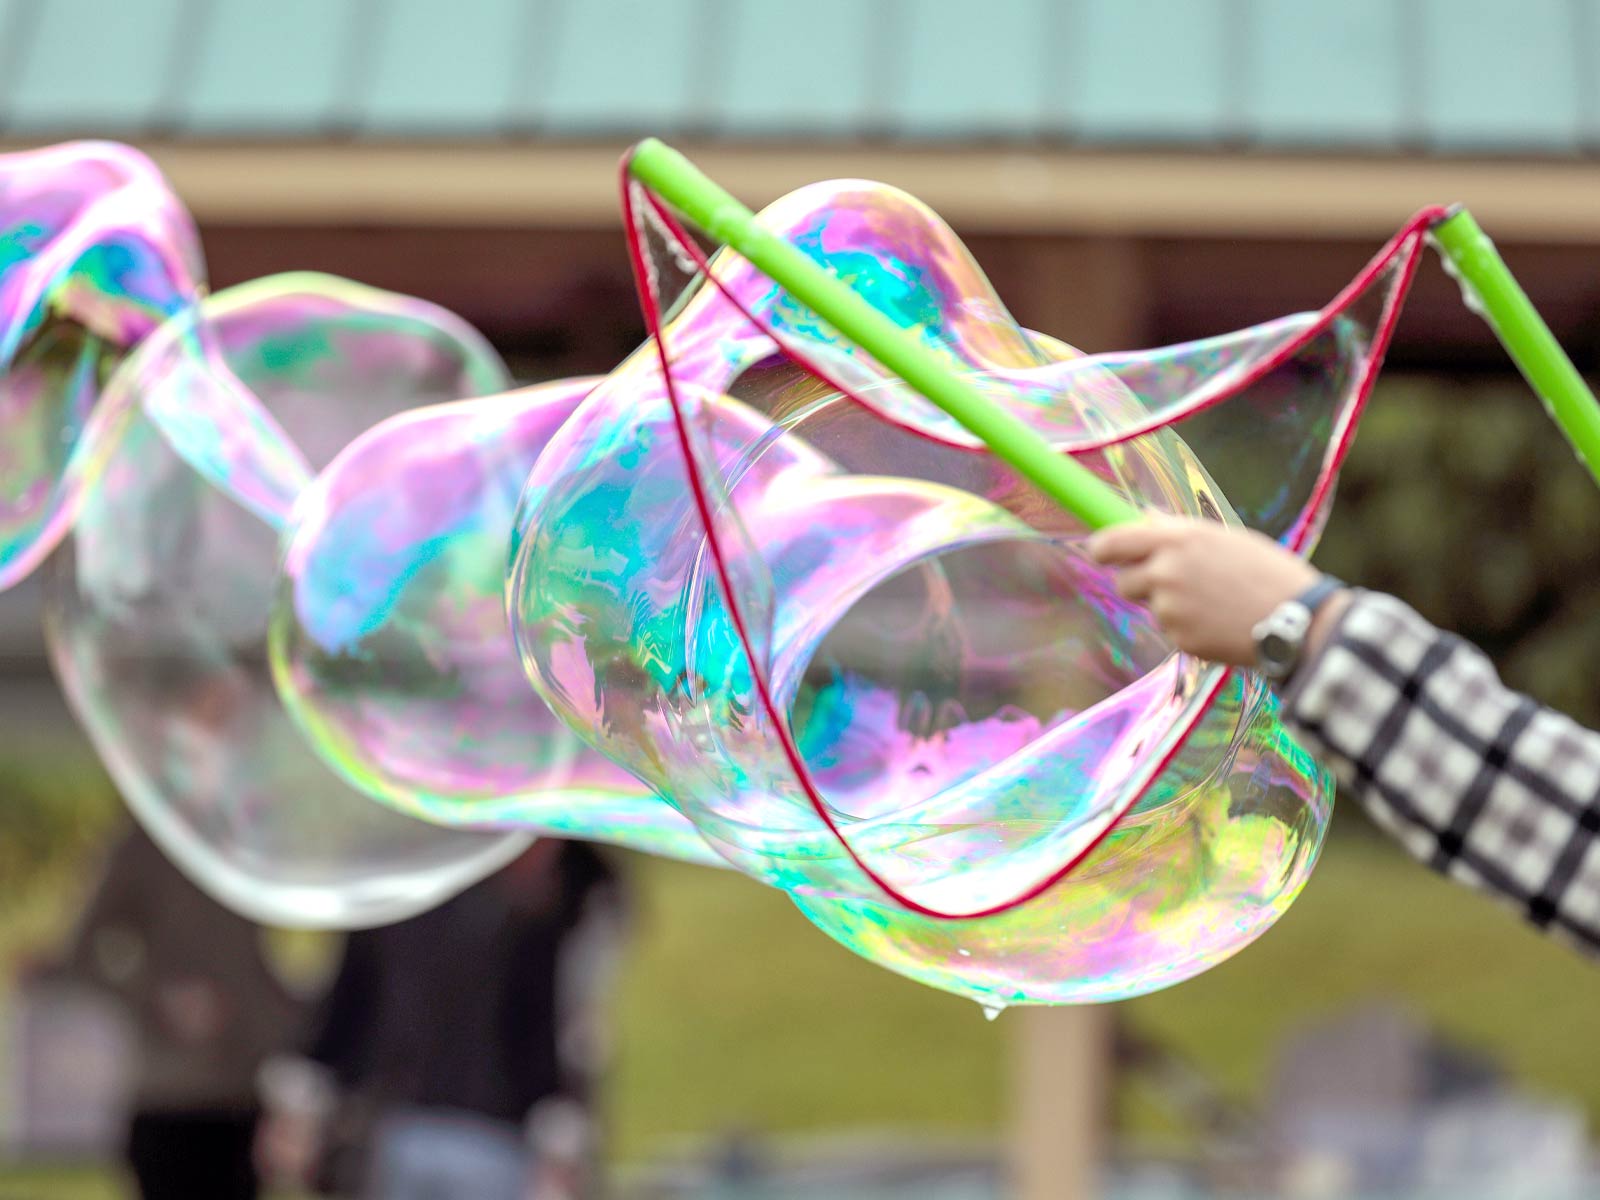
254,1109,323,1189
524,1097,591,1199
526,1157,584,1200
1088,516,1335,667
255,1056,337,1188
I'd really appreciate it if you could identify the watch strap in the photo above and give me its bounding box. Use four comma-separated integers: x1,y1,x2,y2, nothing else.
1294,574,1344,616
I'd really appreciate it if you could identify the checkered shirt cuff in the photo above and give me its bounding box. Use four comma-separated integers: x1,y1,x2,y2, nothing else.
1283,590,1600,955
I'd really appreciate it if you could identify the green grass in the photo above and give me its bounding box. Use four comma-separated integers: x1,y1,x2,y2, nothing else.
0,1168,312,1200
603,807,1600,1160
0,1166,125,1200
1120,813,1600,1144
604,851,1005,1160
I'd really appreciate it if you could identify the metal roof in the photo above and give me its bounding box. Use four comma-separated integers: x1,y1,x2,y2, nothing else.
0,0,1596,153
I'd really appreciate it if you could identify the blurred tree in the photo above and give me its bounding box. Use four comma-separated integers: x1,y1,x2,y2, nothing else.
1318,375,1600,727
0,751,121,904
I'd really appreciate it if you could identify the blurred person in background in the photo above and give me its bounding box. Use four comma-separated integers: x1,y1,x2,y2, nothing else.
257,838,628,1200
42,821,309,1200
1091,516,1600,958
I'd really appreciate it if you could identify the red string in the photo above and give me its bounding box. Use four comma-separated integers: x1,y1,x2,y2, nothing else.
616,146,1438,918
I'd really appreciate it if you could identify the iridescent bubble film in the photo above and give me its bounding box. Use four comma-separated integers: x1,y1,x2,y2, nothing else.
3,138,1441,1003
271,379,720,866
507,175,1436,1004
0,142,201,589
46,273,535,927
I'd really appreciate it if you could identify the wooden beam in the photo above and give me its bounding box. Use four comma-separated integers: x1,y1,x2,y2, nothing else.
8,141,1600,241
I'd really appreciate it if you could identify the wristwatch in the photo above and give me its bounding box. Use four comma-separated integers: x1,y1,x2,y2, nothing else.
1251,575,1344,684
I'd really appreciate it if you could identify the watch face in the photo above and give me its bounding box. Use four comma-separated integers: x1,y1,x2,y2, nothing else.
1253,603,1312,679
1259,632,1294,668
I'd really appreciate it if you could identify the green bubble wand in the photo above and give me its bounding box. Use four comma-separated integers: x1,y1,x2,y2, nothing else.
626,139,1600,524
1428,207,1600,488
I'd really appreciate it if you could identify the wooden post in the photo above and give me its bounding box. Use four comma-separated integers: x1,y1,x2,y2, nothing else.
996,234,1146,1200
1010,1005,1114,1200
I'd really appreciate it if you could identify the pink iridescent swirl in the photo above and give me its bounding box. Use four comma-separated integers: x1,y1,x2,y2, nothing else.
270,378,721,867
0,142,201,589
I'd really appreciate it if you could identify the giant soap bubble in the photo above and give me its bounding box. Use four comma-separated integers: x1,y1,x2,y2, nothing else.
507,175,1434,1004
2,136,1442,1001
46,273,534,927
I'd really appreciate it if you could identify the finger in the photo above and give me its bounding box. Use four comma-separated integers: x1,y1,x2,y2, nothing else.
1086,519,1174,566
1112,564,1157,603
1150,592,1183,627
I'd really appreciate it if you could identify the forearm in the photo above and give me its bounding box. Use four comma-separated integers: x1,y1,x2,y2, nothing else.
1282,590,1600,954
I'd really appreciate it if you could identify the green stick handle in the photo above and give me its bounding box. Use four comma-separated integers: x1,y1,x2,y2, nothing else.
1431,208,1600,488
627,139,1138,530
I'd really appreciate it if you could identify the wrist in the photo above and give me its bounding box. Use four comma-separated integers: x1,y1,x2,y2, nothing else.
1304,588,1353,662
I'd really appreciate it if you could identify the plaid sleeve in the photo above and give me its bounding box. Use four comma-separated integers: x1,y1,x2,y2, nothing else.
1281,589,1600,956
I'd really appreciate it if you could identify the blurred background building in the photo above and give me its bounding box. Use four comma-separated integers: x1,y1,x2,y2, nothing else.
3,1,1600,1198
